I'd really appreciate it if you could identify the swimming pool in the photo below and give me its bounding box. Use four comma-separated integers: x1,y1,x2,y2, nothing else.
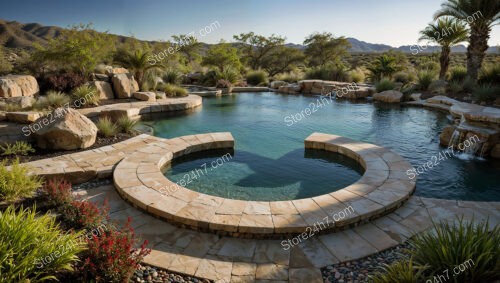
144,92,500,201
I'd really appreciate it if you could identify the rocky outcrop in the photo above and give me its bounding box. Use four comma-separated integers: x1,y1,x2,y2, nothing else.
133,91,156,102
90,81,114,100
105,67,129,76
278,84,300,94
111,73,139,98
373,90,403,103
0,75,39,97
270,81,287,89
0,96,36,109
6,111,41,124
32,108,97,150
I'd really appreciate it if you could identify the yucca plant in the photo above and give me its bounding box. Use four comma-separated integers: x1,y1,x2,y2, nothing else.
96,117,119,137
72,84,99,107
0,141,35,156
369,258,426,283
409,218,500,283
116,116,137,134
375,79,395,92
163,69,181,85
0,206,86,283
0,159,43,201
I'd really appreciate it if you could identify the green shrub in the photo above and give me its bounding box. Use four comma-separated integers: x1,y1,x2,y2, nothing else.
473,84,500,103
479,64,500,85
72,84,99,107
417,70,437,91
200,70,219,86
163,69,181,85
0,206,85,283
448,66,467,82
96,117,119,137
393,71,412,85
246,70,268,86
33,91,71,110
409,218,500,282
375,79,395,92
274,70,304,82
217,68,239,84
116,116,137,134
348,69,365,83
162,84,188,97
0,159,43,201
0,141,35,156
305,64,349,81
370,259,425,283
449,80,463,94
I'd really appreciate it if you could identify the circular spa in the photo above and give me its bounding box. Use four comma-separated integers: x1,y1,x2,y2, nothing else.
144,92,500,202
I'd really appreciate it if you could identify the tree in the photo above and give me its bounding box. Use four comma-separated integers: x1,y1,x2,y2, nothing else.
367,54,399,82
233,32,285,69
0,46,13,75
202,41,242,72
33,24,112,75
112,48,162,88
419,18,468,79
171,34,202,66
262,46,305,76
303,32,350,67
434,0,500,81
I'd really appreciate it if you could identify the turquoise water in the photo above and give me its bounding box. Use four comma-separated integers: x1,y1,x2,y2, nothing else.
145,92,500,201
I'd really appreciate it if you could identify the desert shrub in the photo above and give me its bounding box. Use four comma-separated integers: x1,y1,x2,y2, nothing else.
448,80,463,93
217,68,239,84
79,220,150,282
417,61,440,73
473,84,500,103
274,70,304,82
375,79,395,92
370,259,425,283
0,206,85,283
162,84,188,97
116,116,137,134
348,69,365,83
162,69,181,85
246,70,268,86
42,178,73,207
96,117,119,137
409,218,500,282
0,159,43,201
216,79,232,89
448,66,467,82
72,84,99,107
45,72,86,92
479,64,500,85
33,91,72,110
393,71,412,85
305,64,349,81
62,200,109,230
0,141,35,156
417,70,437,91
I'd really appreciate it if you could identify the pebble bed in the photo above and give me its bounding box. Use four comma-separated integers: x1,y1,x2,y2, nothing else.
75,179,212,283
321,243,410,283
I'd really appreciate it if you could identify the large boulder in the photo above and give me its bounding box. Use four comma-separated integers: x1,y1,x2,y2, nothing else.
6,111,41,124
439,125,456,147
0,75,39,98
90,81,114,100
133,91,156,102
270,81,287,89
111,73,139,98
298,80,322,94
373,90,403,103
32,108,98,150
105,67,129,76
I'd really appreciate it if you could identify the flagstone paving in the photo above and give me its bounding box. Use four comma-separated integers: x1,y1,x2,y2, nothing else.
76,184,500,283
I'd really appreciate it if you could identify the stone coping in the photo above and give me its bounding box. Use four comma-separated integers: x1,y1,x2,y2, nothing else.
113,132,416,238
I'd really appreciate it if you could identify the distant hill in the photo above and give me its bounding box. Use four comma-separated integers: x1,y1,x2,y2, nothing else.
1,19,498,54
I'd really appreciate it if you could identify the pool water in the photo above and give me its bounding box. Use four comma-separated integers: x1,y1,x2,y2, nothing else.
145,92,500,201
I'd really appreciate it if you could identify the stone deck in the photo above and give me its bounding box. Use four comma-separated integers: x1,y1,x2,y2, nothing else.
77,184,500,283
112,132,415,238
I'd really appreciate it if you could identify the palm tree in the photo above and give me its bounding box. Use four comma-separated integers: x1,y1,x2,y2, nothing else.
434,0,500,81
419,18,468,79
367,54,398,82
113,49,162,88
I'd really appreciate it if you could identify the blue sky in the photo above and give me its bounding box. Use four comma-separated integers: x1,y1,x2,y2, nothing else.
1,0,499,46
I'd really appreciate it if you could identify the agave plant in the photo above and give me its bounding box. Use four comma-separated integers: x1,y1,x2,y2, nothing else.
434,0,500,81
113,49,163,88
419,17,468,79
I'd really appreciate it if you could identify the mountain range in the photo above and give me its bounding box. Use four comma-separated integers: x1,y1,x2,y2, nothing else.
1,19,498,53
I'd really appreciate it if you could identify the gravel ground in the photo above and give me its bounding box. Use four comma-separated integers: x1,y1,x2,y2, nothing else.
321,243,411,283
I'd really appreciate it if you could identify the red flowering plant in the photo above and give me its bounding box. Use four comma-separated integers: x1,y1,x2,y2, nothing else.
62,199,110,230
79,217,150,282
42,178,73,207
